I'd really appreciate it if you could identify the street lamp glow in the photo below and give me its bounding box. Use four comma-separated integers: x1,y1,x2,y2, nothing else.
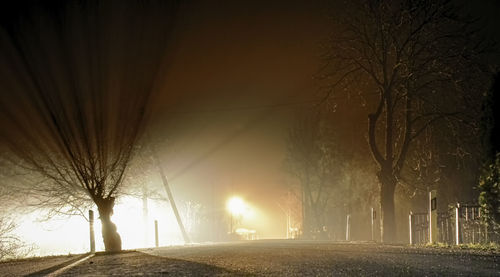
227,196,246,216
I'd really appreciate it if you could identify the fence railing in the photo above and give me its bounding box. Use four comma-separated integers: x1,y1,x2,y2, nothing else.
409,203,498,245
437,211,453,244
409,212,429,245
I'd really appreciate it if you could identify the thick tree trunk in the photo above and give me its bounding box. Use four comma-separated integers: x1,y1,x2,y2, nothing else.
96,197,122,252
378,170,397,243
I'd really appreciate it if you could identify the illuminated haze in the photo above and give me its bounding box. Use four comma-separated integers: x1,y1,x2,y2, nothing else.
0,0,330,255
1,0,500,256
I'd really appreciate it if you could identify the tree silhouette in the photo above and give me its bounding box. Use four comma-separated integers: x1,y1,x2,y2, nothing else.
321,0,488,241
479,73,500,234
285,109,344,237
0,1,178,251
483,72,500,160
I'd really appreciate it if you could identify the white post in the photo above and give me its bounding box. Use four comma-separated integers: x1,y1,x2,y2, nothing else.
409,211,413,245
89,210,95,253
346,214,351,241
155,220,159,247
429,190,437,244
371,207,374,241
455,204,460,245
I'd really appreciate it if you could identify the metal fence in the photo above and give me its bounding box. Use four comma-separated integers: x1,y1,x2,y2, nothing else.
409,203,499,245
456,204,490,244
437,211,453,244
409,212,429,244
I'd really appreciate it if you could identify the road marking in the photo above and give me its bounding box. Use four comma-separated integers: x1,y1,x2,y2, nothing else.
46,254,95,277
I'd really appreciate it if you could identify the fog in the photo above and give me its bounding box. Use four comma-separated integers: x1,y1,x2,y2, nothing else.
1,0,500,258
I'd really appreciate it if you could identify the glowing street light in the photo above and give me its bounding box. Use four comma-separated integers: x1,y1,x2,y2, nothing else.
227,196,246,234
227,196,246,216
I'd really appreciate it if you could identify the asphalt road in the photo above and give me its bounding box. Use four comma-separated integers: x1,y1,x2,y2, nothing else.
2,240,499,276
141,240,499,276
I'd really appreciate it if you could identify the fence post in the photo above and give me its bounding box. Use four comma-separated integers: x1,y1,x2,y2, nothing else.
429,190,437,244
371,208,374,241
346,214,351,241
155,220,159,247
89,210,95,253
409,211,413,245
455,203,461,245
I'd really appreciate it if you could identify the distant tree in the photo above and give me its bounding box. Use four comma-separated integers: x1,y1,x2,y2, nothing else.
285,109,344,237
0,1,178,251
482,72,500,161
285,106,379,240
321,0,488,241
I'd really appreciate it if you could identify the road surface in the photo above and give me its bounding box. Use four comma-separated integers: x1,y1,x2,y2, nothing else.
2,240,499,276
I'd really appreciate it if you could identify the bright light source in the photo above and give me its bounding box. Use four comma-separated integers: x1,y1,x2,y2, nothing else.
227,196,246,216
14,195,185,256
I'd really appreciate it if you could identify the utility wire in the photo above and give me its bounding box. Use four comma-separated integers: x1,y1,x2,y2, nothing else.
162,99,320,115
161,91,377,115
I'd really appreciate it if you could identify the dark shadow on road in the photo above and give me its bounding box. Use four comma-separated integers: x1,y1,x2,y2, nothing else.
141,256,254,276
58,251,253,276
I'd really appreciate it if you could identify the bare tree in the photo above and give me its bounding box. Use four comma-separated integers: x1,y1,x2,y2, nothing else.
285,108,344,238
0,1,178,251
321,0,488,241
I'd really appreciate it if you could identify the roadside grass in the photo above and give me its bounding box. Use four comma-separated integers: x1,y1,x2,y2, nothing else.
421,242,500,253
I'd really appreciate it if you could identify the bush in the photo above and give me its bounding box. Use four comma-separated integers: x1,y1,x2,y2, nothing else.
479,153,500,232
0,216,34,260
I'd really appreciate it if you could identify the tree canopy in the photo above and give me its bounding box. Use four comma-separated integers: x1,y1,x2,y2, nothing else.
320,0,489,241
0,0,178,251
